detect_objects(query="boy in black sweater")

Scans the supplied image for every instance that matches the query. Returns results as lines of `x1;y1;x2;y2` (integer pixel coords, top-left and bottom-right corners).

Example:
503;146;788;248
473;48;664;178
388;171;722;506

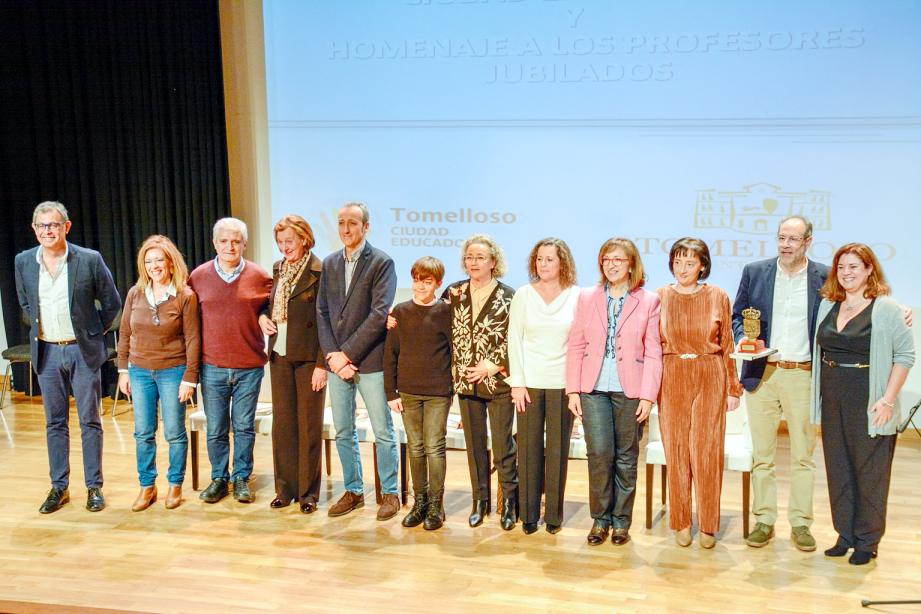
384;257;452;530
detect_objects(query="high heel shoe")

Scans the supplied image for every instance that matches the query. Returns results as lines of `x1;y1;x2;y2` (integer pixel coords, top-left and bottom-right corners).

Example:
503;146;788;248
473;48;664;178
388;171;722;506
165;484;182;509
131;485;157;512
848;551;877;565
500;493;519;531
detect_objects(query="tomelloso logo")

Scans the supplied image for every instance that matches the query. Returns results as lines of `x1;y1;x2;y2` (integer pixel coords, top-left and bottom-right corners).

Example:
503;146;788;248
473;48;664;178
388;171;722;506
694;183;831;235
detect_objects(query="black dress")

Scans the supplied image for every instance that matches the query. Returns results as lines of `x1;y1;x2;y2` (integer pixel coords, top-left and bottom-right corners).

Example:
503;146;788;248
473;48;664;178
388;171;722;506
817;300;895;553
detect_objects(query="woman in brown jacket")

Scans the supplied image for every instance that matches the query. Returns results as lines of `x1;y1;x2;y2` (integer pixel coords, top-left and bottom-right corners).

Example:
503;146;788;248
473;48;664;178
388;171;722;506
258;215;327;514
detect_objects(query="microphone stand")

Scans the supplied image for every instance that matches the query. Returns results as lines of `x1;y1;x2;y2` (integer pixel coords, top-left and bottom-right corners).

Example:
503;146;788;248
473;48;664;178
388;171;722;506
860;398;921;608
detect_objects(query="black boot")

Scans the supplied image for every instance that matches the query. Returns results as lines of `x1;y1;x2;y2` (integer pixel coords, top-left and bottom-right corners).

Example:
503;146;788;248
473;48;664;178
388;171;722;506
423;492;445;531
468;499;488;527
500;492;519;531
401;492;428;528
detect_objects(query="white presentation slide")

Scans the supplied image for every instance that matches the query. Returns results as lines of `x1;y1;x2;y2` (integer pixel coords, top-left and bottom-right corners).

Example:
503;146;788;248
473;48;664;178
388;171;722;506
263;0;921;302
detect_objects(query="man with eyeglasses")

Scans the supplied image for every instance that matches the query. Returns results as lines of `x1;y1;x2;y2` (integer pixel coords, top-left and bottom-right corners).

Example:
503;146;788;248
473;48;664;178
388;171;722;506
731;215;828;551
14;201;121;514
317;202;400;520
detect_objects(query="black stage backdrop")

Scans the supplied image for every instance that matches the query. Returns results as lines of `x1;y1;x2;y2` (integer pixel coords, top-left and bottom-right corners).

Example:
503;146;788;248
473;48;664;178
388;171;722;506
0;0;231;394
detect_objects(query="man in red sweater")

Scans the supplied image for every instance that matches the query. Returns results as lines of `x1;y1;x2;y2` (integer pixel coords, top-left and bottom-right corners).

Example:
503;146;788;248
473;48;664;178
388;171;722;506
189;217;272;504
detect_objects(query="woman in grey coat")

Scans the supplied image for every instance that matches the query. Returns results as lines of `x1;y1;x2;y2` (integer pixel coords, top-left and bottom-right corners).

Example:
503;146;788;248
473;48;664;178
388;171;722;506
811;243;914;565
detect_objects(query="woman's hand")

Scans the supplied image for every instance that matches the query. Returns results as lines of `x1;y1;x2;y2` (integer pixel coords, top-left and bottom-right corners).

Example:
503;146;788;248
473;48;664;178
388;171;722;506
511;387;530;413
178;383;195;402
726;396;740;412
258;314;277;336
386;312;398;330
388;398;404;413
635;399;653;423
465;361;490;384
567;393;582;418
311;367;327;391
871;398;894;427
117;373;131;397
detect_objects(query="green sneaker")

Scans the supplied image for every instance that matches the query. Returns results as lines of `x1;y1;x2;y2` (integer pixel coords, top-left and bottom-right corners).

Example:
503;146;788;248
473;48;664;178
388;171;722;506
791;526;817;552
745;522;774;548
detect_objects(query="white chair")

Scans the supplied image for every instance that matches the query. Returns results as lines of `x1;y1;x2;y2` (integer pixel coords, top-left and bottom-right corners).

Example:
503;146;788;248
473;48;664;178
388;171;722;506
188;402;273;490
644;399;753;537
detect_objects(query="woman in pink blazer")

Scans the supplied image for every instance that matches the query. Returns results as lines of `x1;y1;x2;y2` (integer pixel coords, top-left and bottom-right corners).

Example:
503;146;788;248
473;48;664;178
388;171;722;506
566;237;663;546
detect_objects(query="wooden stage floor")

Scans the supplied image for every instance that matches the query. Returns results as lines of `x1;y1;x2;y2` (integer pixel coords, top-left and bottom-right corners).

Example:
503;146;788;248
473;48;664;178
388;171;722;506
1;395;920;613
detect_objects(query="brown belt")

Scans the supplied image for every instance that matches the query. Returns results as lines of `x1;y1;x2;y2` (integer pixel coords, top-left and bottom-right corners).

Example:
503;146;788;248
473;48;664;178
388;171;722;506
770;360;811;371
40;338;77;346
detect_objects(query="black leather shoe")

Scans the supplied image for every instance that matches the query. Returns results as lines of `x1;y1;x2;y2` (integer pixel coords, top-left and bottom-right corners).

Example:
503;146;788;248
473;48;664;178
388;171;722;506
468;499;488;528
587;520;610;546
824;541;850;557
545;523;562;535
199;479;229;503
849;550;877;565
500;494;518;531
233;478;254;503
611;528;631;546
270;496;292;509
300;500;317;514
39;487;70;514
86;487;105;512
522;522;538;535
402;493;428;528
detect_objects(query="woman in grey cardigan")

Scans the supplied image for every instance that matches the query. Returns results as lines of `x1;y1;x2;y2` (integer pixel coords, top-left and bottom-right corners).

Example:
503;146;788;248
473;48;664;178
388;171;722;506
811;243;914;565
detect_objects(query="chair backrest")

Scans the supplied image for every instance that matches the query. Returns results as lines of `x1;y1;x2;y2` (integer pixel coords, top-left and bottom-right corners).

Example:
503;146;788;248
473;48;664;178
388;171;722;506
648;404;662;443
725;394;748;435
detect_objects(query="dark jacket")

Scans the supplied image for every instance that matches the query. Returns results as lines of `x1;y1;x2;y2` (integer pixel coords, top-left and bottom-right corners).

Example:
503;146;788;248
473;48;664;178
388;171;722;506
316;241;396;373
15;242;122;371
731;257;829;391
267;252;325;366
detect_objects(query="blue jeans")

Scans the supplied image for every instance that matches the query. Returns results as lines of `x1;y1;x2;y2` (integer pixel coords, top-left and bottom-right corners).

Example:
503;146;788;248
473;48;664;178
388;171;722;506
36;342;103;489
327;370;399;495
582;391;643;529
129;364;188;487
200;364;264;482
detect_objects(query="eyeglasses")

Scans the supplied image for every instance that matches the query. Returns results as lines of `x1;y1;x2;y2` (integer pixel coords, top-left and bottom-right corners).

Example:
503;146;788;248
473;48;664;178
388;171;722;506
776;235;806;245
601;258;629;266
464;255;490;264
150;304;160;326
33;222;65;232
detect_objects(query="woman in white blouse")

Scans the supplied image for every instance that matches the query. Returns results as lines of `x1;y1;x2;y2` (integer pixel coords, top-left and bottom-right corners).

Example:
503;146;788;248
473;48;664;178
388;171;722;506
508;238;580;534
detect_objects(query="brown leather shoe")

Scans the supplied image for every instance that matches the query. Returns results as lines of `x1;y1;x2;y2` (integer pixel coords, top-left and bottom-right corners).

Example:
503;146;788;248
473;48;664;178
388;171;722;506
611;528;631;546
377;494;401;521
131;486;157;512
587;520;610;546
165;484;182;509
328;491;365;517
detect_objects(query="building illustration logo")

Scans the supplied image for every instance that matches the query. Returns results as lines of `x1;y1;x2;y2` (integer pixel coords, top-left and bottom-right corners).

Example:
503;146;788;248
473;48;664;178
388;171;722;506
694;183;831;234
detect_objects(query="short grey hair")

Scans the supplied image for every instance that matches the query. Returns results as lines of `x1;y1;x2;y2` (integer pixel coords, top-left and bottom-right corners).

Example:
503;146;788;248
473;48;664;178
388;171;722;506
341;202;370;224
32;201;70;224
778;215;813;239
212;217;248;242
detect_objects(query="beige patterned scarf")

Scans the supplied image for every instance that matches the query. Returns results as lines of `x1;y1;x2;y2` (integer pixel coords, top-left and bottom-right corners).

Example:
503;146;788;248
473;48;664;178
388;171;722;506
271;254;309;323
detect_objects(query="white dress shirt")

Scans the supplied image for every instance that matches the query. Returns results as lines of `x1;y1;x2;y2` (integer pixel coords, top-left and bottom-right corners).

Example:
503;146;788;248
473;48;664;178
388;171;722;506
36;246;76;342
768;259;811;362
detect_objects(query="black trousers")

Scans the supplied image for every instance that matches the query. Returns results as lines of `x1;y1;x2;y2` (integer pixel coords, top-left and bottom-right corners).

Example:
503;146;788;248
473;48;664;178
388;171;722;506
518;388;574;526
270;353;325;504
821;364;896;553
458;393;518;501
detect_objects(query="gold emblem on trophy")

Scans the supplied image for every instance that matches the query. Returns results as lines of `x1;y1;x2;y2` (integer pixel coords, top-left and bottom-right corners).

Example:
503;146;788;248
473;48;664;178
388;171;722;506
739;307;766;353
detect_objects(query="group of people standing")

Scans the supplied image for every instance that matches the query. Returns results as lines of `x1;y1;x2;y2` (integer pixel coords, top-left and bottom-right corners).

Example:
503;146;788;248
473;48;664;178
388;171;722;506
13;200;914;567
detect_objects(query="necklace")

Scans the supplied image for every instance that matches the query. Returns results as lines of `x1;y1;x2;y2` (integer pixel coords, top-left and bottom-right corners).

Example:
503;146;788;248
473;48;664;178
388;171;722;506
843;299;869;312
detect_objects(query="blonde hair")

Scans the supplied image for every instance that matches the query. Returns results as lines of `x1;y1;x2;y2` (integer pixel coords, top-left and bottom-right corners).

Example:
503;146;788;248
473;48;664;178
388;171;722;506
135;235;189;292
461;233;507;278
273;214;316;251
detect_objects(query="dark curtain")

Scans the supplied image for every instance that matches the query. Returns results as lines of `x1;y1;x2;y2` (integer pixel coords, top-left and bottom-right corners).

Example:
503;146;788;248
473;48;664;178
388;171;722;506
0;0;231;395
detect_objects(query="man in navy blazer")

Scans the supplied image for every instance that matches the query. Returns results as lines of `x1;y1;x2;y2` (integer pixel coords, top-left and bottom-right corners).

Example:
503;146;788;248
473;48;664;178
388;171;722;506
731;215;828;551
317;202;400;520
14;201;121;514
